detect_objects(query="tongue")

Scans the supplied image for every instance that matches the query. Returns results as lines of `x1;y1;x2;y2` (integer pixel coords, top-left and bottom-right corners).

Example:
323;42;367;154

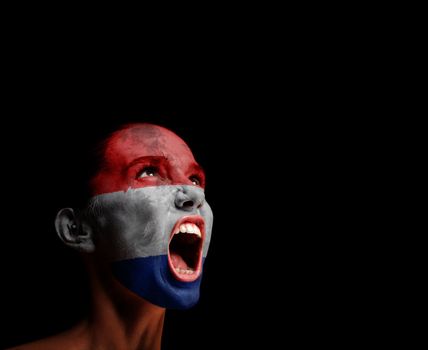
170;253;189;270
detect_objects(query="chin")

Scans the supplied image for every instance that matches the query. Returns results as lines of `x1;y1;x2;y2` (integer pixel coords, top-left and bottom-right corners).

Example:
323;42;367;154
111;255;205;309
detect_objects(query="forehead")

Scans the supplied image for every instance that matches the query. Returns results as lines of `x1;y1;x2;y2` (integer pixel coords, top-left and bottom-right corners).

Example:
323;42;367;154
104;124;196;166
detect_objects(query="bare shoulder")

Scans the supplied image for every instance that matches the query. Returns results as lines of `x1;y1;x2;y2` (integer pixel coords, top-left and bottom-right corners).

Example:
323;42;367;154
7;322;90;350
7;335;65;350
7;335;87;350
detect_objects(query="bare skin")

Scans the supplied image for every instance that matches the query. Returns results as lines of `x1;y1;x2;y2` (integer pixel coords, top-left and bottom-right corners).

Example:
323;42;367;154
9;256;165;350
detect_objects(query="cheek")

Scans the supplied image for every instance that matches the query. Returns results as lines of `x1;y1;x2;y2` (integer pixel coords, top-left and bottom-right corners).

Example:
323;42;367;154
200;202;214;255
89;188;175;260
91;204;142;259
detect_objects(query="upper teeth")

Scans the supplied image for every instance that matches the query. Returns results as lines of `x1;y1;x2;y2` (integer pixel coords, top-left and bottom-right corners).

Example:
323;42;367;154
176;223;201;237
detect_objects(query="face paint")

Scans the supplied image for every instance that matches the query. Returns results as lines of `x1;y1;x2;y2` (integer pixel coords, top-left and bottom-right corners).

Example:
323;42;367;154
87;124;213;309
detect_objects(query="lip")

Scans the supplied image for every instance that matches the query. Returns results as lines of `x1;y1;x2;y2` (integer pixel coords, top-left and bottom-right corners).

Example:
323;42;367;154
167;215;205;282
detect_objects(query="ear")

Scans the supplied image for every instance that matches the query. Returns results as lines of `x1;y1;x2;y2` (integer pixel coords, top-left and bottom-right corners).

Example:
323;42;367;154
55;208;95;253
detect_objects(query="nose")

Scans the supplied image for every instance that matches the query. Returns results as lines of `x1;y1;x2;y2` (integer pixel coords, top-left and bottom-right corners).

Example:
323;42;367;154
175;186;205;211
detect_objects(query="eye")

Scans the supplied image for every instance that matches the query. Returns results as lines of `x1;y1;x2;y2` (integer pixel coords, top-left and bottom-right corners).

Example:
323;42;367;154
189;175;201;186
137;166;158;178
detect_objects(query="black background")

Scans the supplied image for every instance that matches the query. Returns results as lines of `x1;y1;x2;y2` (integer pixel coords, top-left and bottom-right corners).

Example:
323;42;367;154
0;10;410;347
0;77;373;348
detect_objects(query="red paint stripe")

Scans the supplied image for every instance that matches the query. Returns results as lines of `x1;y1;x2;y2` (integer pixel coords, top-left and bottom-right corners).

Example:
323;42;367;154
90;123;205;196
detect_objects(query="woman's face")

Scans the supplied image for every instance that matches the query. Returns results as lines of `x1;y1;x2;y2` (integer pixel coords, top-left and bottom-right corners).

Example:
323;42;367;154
87;124;213;309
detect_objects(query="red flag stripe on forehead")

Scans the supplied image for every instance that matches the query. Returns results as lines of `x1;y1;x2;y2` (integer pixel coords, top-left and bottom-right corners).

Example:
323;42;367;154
90;124;206;196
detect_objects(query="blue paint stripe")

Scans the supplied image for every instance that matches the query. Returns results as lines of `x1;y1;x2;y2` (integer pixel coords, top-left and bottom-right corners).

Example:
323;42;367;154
111;255;205;309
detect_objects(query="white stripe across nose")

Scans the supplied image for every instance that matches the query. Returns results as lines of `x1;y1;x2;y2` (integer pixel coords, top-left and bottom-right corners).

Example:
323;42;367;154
87;185;213;262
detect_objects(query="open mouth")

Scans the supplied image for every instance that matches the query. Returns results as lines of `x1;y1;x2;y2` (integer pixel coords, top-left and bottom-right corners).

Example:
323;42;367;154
168;216;205;282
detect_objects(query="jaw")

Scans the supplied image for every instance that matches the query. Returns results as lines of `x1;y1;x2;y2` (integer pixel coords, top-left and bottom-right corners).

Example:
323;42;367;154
167;215;205;282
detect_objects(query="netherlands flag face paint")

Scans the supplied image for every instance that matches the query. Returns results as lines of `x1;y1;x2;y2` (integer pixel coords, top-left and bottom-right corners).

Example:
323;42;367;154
86;124;213;309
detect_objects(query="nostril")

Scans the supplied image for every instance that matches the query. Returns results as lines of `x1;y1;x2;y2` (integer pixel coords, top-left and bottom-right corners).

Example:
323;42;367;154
183;200;194;208
175;188;205;211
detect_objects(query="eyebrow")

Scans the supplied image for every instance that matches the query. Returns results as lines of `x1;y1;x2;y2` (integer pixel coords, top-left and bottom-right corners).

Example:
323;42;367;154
187;163;206;177
126;156;168;170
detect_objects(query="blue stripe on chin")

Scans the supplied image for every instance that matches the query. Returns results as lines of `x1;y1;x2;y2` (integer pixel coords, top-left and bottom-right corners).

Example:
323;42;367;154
111;255;205;309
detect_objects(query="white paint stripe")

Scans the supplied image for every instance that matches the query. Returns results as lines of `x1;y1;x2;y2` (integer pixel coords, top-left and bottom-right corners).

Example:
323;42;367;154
87;185;213;261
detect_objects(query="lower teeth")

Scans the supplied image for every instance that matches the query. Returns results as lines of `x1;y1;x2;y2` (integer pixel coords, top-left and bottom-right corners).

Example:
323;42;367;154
175;267;195;274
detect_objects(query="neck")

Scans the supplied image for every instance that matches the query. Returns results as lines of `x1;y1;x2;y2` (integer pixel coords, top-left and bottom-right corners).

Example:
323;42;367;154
85;258;166;350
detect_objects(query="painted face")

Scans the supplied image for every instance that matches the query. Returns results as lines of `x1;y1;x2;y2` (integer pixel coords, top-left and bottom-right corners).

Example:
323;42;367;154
87;124;213;309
